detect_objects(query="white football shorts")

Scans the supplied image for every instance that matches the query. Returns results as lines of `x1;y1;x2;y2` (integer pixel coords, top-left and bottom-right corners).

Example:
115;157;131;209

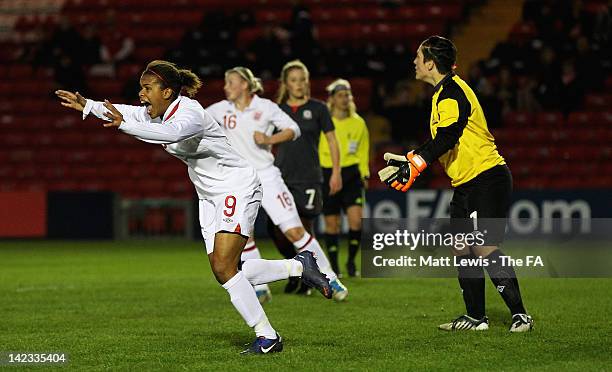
199;184;262;254
258;165;302;232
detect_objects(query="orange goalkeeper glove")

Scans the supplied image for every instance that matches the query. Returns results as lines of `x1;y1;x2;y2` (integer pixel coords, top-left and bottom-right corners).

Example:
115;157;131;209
378;151;427;192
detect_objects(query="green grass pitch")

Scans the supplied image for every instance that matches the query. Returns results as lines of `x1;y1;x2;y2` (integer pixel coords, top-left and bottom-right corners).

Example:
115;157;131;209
1;240;611;371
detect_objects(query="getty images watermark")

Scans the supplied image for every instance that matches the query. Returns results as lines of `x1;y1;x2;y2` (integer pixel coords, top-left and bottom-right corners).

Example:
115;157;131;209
371;229;543;269
361;218;612;278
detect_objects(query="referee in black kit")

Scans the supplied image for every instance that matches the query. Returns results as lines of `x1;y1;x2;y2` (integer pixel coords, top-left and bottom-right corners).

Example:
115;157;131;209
379;36;533;332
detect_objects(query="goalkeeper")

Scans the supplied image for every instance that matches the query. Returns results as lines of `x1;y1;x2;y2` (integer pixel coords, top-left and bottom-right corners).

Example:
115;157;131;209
379;36;533;332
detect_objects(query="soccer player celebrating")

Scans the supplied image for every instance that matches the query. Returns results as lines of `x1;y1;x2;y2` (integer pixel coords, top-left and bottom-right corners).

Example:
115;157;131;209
206;66;348;302
273;60;344;294
379;36;533;332
55;60;333;354
320;79;370;277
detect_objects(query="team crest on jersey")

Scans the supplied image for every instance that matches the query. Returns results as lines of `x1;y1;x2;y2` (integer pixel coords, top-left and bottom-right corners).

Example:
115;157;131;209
303;110;312;119
253;111;262;121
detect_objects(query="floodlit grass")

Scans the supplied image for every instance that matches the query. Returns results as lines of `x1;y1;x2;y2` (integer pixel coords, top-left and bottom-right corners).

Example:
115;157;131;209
1;240;611;370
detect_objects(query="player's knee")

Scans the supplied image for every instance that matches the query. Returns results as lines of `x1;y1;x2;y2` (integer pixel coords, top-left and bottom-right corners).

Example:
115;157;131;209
211;259;237;284
325;217;341;234
284;226;304;242
348;218;362;231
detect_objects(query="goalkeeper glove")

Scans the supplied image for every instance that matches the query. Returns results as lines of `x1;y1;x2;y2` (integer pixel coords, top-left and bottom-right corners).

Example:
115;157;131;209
378;151;427;192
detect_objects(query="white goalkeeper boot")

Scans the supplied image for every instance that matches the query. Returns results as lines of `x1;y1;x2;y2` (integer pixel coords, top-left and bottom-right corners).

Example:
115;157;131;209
439;315;489;331
509;314;533;332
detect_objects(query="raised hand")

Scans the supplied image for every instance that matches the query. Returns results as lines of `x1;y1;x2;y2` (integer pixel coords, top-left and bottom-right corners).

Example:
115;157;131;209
55;90;87;112
102;100;124;128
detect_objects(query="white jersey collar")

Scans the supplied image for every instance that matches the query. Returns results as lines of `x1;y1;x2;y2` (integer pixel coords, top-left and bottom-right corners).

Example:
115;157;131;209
229;94;260;112
162;95;182;122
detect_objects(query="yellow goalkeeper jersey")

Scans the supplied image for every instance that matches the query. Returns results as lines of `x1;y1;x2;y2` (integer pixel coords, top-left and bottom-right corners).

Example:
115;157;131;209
319;112;370;179
415;73;505;187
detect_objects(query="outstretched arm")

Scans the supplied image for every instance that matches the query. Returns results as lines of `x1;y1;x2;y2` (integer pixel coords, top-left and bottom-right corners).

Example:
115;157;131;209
56;90;148;122
101;101;203;144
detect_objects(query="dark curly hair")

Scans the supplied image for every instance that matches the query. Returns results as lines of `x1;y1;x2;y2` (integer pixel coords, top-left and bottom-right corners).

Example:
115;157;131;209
142;60;202;98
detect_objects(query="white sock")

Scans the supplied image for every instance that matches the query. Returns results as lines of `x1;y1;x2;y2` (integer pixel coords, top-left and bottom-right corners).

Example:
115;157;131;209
241;241;261;262
243;259;302;285
293;232;338;281
253;283;269;293
241;242;271;292
222;271;276;339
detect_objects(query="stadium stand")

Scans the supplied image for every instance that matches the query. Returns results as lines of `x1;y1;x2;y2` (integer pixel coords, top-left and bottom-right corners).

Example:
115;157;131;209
1;0;610;203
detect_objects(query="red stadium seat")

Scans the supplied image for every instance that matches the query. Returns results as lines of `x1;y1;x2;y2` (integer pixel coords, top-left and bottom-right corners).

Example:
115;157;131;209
89;80;124;97
48;181;79;191
169;208;187;233
514;176;550;189
133;46;166;61
155;162;188;178
504;111;534;127
97;164;130;179
117;63;143;79
236;27;263;48
129;164;158;179
423;4;462;20
168;179;193;199
509;21;538;42
78;181;110;191
255;9;291;24
584;93;612;111
123;149;152;163
316;25;352;44
567;111;593;126
357;7;392;22
143;208;167;234
591;111;612;126
137;179;167;198
535;111;564;126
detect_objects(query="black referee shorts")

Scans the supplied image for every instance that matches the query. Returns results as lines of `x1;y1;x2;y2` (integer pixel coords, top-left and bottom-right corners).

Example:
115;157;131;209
322;164;365;216
450;164;512;246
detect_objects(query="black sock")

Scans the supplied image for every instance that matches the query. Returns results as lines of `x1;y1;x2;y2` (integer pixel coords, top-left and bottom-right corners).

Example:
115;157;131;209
347;229;361;263
485;250;527;315
457;253;486;319
325;233;339;273
267;219;295;259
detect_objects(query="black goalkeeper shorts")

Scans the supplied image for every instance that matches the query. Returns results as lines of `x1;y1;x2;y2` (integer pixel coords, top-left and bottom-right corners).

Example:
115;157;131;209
322;164;365;216
450;164;512;246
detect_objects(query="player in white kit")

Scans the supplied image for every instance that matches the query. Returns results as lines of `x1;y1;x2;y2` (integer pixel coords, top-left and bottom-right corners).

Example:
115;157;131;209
55;60;333;354
206;67;348;302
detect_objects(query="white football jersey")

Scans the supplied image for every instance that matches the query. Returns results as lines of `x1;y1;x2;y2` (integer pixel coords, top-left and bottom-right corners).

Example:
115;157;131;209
82;95;259;199
206;95;301;170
